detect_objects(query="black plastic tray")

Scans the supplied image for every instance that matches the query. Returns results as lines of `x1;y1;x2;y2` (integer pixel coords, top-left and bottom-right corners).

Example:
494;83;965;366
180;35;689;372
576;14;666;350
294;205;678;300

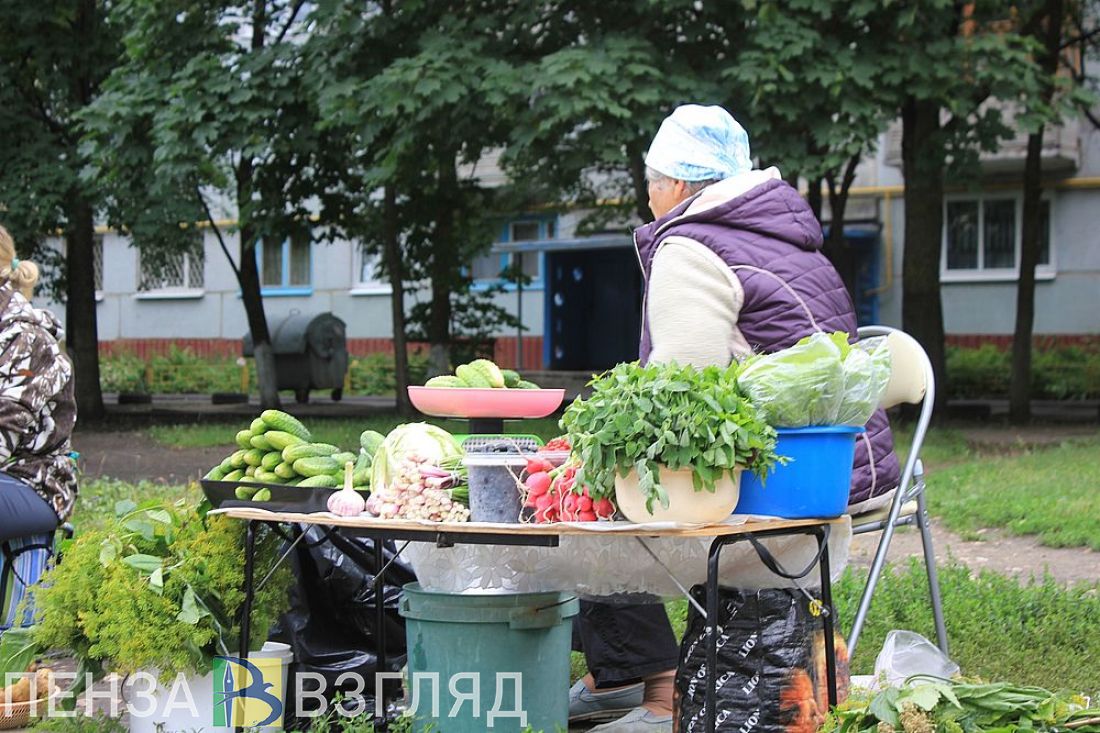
200;479;338;513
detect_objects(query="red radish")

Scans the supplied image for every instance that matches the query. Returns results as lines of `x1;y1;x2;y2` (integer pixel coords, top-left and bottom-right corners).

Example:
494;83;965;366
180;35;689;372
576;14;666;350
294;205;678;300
525;472;552;496
526;457;554;475
563;494;578;514
594;498;615;518
577;495;593;512
535;494;554;511
578;510;597;522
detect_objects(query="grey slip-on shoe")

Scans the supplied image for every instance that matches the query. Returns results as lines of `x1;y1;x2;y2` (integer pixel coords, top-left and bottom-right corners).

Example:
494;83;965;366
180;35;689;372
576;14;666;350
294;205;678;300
568;679;646;723
585;706;673;732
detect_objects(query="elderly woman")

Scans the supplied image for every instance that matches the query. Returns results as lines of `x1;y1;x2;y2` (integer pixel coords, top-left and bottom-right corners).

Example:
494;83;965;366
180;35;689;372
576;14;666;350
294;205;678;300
0;225;77;585
571;106;899;732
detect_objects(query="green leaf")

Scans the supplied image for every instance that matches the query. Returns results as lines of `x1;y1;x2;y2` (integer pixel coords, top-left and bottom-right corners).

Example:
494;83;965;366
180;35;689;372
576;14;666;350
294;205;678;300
868;688;900;727
0;627;39;678
177;586;210;625
122;554;163;575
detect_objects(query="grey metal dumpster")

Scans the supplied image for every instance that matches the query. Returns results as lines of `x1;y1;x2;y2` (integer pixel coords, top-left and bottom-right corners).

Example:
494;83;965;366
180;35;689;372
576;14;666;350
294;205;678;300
243;312;348;403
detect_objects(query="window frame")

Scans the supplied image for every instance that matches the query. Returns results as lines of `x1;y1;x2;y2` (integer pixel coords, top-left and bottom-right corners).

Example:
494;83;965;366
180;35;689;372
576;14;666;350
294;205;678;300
470;216;556;292
133;232;206;300
257;234;314;297
350;245;393;296
940;193;1057;283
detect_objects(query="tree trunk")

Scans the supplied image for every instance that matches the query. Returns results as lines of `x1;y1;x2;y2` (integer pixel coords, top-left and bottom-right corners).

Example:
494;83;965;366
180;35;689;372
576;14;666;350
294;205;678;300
807;177;823;223
1011;0;1064;424
64;196;105;420
383;185;413;416
824;157;861;304
237;152;279;408
427;148;458;377
900;97;948;415
627;140;654;224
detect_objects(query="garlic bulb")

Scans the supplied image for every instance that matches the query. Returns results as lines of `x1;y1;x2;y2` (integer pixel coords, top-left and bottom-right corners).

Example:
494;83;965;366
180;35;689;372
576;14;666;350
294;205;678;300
327;461;366;517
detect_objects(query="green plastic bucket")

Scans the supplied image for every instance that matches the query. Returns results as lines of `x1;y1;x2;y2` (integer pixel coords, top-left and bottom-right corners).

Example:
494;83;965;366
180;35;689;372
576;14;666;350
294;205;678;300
399;583;579;732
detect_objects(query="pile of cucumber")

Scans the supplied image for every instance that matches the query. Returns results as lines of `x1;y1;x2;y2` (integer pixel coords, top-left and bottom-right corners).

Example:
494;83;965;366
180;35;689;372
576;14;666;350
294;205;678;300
203;409;385;501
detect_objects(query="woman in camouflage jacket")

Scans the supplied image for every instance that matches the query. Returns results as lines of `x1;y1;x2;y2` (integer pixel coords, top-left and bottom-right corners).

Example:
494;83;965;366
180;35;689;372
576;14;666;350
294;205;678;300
0;226;77;542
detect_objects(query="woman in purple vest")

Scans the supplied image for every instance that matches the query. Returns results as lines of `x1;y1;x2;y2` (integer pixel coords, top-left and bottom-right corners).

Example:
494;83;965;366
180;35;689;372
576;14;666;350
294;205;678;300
570;106;900;732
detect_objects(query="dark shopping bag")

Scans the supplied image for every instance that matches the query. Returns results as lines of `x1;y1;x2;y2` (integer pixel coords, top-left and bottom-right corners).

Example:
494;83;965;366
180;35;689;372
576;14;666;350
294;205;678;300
271;525;417;728
674;585;850;733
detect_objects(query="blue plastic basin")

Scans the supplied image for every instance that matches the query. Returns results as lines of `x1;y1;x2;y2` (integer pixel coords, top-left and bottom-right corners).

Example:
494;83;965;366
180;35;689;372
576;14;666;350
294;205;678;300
735;425;865;518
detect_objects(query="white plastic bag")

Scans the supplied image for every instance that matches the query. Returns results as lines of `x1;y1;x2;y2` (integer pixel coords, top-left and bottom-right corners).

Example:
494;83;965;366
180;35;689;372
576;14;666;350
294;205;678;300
873;630;959;687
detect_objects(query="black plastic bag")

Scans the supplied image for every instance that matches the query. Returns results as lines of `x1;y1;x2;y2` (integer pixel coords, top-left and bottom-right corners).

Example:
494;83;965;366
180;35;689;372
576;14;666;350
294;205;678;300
271;525;417;726
675;586;850;733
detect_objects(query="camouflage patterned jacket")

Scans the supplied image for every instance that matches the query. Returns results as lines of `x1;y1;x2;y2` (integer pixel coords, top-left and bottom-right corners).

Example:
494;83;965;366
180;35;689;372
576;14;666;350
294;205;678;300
0;282;77;520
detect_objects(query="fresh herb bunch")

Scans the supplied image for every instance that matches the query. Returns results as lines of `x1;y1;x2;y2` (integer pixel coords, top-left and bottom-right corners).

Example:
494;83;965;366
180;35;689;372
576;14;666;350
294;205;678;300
562;361;779;510
824;676;1100;733
34;499;291;682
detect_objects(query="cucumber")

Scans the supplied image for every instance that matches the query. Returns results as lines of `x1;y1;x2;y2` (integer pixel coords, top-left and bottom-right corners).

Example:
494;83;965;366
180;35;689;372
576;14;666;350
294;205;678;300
265;430;304;451
228;449;249;469
250;417;268;435
245;466;257;477
204;466;227;481
455;364;491;388
261;410;311;441
219;454;238;472
425;375;466;388
274;462;297;480
252;488;272;502
235;486;259;500
360;430;385;456
331;452;357;467
250;434;274;451
223;469;245;482
352;467;371;487
516;380;540;389
261;451;282;471
501;369;521;388
235;430;255;449
354;449;372;472
298;474;339;488
243;448;266;467
255;470;283;484
469;359;506;388
294;456;341;478
282;443;340;463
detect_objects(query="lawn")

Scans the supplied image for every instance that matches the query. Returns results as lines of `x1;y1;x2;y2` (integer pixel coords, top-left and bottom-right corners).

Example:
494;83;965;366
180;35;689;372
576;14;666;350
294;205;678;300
927;438;1100;550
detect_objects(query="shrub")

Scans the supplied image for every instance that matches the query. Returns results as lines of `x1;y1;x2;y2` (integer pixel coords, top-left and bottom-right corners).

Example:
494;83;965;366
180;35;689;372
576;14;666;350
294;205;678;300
98;350;147;394
347;352;429;395
946;344;1100;399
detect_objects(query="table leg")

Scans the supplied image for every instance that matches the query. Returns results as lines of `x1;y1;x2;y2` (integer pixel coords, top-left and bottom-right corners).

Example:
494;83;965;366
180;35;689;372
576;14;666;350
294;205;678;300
705;537;723;733
815;527;838;708
236;520;257;733
374;535;389;732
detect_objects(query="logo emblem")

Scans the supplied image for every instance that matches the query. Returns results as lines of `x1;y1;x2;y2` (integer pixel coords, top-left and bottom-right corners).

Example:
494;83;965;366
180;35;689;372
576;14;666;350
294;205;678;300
212;656;284;728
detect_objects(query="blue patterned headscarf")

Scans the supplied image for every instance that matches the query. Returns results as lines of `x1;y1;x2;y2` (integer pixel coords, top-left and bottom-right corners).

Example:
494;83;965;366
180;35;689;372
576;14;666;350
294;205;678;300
644;105;752;182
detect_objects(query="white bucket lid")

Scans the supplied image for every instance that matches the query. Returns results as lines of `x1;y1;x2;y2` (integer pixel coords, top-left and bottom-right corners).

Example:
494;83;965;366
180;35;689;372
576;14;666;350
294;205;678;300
463;454;528;467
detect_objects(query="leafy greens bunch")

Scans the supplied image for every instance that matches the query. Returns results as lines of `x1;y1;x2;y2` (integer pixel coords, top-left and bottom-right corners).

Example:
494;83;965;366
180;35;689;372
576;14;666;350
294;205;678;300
33;499;291;682
562;361;779;511
825;676;1100;733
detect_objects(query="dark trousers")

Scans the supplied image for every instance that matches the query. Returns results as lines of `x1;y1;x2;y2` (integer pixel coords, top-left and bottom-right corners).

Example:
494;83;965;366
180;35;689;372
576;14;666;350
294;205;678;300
572;600;680;688
0;471;58;543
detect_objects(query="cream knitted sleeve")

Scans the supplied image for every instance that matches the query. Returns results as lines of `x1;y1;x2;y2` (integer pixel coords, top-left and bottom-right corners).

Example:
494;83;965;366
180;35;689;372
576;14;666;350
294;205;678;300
646;237;752;367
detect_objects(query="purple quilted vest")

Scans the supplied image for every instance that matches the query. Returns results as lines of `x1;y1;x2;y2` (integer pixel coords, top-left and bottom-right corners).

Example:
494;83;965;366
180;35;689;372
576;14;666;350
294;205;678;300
634;178;900;510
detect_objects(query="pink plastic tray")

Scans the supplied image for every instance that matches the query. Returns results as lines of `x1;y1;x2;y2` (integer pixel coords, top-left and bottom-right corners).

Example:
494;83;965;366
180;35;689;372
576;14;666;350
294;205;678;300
408;386;566;419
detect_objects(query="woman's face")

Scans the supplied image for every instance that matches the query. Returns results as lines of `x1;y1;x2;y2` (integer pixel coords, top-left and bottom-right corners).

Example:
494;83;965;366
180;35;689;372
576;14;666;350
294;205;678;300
647;176;689;219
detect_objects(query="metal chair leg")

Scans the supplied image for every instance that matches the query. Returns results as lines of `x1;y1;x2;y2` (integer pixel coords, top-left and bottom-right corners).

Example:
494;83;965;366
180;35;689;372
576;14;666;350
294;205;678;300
847;510;900;657
916;492;949;655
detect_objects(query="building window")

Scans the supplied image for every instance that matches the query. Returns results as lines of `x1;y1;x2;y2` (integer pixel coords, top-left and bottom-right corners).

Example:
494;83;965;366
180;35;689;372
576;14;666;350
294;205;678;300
942;196;1053;279
137;233;205;293
351;245;392;294
260;232;312;292
470;217;555;287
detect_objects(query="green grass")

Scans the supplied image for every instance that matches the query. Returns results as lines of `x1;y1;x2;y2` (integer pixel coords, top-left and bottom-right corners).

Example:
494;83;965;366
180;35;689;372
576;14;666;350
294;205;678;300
147;416;566;450
572;561;1100;695
927;439;1100;549
72;477;198;534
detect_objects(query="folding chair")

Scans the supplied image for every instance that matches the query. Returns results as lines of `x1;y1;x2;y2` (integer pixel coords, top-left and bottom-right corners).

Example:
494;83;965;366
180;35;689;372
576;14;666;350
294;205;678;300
0;522;74;634
847;325;948;657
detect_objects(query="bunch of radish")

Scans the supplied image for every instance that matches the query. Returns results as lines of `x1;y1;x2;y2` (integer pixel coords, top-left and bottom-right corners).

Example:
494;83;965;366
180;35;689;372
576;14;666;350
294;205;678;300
365;454;470;522
522;456;615;523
